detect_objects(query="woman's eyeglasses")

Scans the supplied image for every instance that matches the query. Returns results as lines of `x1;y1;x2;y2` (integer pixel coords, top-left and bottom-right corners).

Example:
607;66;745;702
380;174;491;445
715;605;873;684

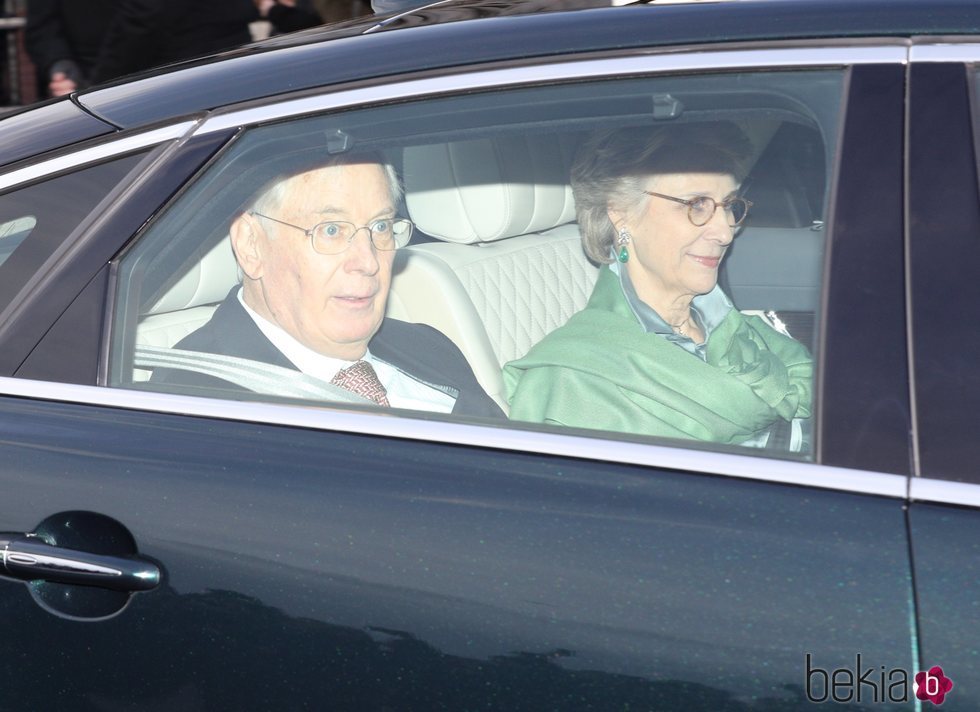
645;191;752;227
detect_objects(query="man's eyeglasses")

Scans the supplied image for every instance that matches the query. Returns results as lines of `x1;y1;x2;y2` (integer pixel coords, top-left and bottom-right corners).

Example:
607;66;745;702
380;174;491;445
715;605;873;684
250;211;414;255
644;191;752;227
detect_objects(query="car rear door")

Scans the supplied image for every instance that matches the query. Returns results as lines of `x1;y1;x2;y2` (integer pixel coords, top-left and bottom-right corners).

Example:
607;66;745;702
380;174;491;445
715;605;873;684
0;43;918;711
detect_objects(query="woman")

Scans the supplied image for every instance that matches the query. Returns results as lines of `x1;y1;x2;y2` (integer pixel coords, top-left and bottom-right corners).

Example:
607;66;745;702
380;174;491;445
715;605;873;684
503;123;812;449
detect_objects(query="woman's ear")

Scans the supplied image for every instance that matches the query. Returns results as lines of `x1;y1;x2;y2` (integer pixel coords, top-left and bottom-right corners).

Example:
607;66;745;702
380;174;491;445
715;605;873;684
230;212;264;280
607;205;627;233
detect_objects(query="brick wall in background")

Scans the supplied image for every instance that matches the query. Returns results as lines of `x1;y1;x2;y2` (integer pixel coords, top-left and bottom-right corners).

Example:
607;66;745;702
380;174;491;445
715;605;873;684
15;16;37;105
2;0;35;106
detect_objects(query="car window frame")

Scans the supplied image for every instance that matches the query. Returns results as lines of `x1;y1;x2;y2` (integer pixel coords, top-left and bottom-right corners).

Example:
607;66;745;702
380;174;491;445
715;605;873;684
0;126;237;381
136;44;902;459
0;41;915;496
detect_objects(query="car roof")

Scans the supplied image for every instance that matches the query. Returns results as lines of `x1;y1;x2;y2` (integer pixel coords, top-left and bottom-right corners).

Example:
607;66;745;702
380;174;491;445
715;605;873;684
51;0;980;131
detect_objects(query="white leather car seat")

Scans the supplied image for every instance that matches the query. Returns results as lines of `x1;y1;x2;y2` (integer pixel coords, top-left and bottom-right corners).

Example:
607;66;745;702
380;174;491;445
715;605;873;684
387;135;599;410
133;237;239;381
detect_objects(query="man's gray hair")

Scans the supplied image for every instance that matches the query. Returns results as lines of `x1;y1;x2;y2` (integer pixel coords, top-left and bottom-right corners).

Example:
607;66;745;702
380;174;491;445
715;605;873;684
250;152;403;216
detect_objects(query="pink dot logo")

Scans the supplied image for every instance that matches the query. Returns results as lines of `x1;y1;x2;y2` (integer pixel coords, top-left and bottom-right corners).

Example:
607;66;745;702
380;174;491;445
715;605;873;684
915;665;954;705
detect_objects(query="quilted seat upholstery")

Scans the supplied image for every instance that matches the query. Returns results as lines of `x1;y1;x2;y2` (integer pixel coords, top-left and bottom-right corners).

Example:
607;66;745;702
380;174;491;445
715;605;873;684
389;135;598;410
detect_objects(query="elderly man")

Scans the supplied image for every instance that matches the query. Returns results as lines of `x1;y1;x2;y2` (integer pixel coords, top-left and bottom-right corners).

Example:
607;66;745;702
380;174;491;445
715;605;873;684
151;152;502;418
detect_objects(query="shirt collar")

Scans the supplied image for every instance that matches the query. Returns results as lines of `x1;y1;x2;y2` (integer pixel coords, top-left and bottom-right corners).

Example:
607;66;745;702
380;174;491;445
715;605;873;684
237;288;368;379
608;258;733;345
235;288;456;412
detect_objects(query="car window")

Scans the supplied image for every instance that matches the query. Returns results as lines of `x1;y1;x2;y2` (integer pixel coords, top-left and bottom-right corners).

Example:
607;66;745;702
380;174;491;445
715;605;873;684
0;152;148;315
0;217;37;267
108;68;845;459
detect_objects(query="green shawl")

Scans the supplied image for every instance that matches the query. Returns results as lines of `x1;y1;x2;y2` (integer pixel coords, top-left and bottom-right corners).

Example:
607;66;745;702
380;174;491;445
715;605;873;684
502;266;813;445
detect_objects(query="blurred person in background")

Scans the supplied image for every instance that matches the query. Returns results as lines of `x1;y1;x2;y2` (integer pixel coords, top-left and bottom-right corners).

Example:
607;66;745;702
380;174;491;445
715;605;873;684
26;0;117;97
255;0;376;32
255;0;321;33
90;0;259;85
370;0;431;12
28;0;260;97
318;1;371;22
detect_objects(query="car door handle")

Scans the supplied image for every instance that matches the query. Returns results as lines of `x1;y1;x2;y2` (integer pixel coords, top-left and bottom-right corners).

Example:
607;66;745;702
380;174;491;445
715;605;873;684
0;534;160;592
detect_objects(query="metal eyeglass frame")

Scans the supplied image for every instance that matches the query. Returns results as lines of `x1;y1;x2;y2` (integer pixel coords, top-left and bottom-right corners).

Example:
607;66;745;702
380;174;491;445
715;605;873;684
249;211;414;254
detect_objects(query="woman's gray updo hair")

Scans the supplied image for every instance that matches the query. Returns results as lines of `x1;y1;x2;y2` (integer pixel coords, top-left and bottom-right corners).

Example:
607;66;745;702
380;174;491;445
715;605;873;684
570;122;753;264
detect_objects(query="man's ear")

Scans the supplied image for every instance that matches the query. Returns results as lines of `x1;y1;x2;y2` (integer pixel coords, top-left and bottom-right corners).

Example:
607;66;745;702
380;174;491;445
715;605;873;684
230;213;264;280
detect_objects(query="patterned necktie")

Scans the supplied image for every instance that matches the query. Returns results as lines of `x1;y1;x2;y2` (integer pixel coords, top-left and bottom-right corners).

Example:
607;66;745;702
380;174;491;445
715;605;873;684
330;360;390;407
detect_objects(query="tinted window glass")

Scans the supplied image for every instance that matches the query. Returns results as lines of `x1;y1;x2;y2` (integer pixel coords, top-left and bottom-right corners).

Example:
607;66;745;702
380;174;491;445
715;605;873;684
906;64;980;482
0;152;148;315
109;69;844;459
0;217;37;267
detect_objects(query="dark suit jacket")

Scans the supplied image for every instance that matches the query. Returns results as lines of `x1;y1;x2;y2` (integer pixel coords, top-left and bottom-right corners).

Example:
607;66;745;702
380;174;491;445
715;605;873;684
25;0;117;86
151;291;504;419
91;0;258;84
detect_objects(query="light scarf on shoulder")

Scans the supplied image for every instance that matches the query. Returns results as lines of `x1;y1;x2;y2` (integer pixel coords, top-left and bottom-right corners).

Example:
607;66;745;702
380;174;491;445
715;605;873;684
503;268;812;444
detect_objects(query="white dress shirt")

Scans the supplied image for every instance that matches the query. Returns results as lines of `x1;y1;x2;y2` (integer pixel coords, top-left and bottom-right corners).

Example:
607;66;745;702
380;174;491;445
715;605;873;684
238;290;456;413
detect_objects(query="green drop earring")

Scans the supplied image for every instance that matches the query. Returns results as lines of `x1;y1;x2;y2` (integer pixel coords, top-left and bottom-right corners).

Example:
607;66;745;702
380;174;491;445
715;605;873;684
616;227;631;263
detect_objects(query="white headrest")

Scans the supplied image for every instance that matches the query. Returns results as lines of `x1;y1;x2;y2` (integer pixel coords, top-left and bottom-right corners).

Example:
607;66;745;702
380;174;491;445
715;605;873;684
404;135;578;244
149;236;239;313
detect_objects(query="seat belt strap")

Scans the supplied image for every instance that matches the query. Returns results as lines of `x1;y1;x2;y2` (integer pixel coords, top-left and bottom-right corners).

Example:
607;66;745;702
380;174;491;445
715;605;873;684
134;344;374;404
